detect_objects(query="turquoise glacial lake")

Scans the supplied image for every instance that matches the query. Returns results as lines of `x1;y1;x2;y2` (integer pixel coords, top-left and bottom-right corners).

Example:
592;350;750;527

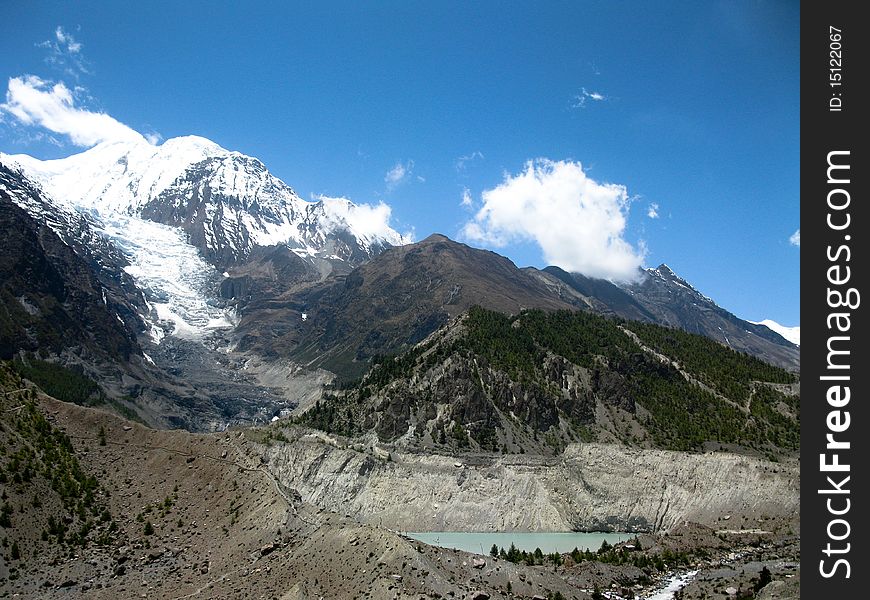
405;531;633;556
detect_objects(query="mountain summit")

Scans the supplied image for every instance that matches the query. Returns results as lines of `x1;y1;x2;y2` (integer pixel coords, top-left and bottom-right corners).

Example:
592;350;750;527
2;136;409;269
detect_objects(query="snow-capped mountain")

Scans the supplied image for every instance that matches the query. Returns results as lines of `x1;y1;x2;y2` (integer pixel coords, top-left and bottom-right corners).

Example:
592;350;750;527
2;135;410;342
751;319;800;346
1;156;799;429
1;135;409;268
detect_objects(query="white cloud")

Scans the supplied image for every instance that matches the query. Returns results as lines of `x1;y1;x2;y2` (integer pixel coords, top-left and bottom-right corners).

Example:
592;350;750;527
317;195;413;245
54;26;82;53
461;159;645;282
385;160;414;190
36;26;90;78
1;75;147;147
385;162;405;183
455;150;484;172
789;229;800;247
572;87;608;109
460;187;474;208
647;202;660;219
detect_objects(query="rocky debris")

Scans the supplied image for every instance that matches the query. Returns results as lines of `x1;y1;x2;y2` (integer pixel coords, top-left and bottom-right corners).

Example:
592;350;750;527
0;388;800;600
0;393;583;599
260;542;278;556
147;549;164;562
263;434;798;533
757;577;801;600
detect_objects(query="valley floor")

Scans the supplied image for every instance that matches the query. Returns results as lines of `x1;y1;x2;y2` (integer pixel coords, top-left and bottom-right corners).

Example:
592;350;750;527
0;394;799;599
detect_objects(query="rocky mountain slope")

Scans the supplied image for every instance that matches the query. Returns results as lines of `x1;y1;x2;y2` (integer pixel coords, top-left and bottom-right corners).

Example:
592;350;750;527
261;429;799;534
231;234;578;378
299;306;799;456
0;164;145;362
229;234;798;383
543;265;800;370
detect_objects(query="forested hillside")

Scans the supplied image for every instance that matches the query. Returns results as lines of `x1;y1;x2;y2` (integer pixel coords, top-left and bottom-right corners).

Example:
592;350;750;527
299;307;799;455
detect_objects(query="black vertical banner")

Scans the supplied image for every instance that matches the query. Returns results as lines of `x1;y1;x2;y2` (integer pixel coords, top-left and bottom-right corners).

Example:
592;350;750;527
802;2;868;597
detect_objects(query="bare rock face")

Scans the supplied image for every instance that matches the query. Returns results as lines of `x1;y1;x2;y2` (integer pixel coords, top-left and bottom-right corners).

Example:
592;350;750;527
545;264;800;370
262;435;799;533
0;164;145;362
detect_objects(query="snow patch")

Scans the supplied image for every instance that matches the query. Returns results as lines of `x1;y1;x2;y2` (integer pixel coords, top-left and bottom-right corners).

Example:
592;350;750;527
644;570;699;600
750;319;800;346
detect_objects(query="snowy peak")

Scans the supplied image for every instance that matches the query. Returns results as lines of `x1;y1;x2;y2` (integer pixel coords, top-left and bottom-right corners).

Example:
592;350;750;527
642;263;715;304
655;263;675;276
649;263;688;286
2;135;408;267
751;319;800;346
1;135;228;214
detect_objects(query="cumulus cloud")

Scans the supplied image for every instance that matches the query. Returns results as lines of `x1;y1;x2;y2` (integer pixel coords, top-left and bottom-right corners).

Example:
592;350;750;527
789;229;800;247
385;160;414;190
647;202;660;219
461;159;646;282
36;26;90;78
1;75;146;147
318;195;413;246
572;87;608;109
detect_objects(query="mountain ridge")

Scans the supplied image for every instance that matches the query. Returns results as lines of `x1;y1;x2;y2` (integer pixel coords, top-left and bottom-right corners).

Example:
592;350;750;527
228;234;799;378
2;138;798;434
300;305;800;456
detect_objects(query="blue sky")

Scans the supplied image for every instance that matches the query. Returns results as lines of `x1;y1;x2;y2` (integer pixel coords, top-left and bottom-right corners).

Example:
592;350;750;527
0;1;799;325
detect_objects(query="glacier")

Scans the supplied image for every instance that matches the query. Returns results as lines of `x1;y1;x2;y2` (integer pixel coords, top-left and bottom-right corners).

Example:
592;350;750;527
2;134;409;344
99;214;235;342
